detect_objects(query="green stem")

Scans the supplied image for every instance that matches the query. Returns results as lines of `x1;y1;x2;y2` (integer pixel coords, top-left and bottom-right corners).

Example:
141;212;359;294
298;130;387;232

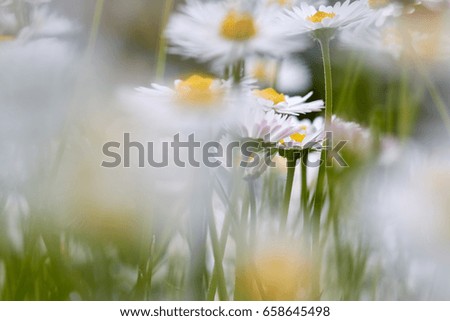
232;59;245;85
346;58;364;117
207;214;229;301
336;52;360;114
300;150;310;234
280;156;297;231
233;187;250;300
86;0;105;58
398;65;411;140
419;68;450;136
206;208;232;299
309;32;334;300
248;180;257;249
271;58;282;89
155;0;174;80
319;37;333;128
385;80;396;134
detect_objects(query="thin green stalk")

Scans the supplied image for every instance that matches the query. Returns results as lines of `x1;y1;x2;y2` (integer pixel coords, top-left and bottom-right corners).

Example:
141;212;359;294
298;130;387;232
232;60;245;84
233;187;250;300
404;28;450;136
398;64;411;140
271;58;282;89
319;37;333;128
336;52;360;114
300;150;310;234
346;58;364;118
185;174;210;300
156;0;175;80
86;0;105;58
385;80;396;134
207;214;229;301
206;209;232;300
309;32;334;300
280;156;297;231
419;68;450;135
311;150;326;241
133;228;154;300
206;177;237;301
248;180;257;248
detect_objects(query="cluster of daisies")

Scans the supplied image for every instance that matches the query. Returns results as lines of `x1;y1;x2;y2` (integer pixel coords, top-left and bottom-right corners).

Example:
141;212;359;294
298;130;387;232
135;0;450;174
133;0;382;175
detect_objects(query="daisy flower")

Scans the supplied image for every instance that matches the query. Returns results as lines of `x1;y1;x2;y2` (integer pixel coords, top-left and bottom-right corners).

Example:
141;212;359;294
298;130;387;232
229;108;302;144
221;108;303;179
283;0;373;35
132;74;242;137
253;87;324;116
165;0;309;66
278;117;324;150
136;74;233;110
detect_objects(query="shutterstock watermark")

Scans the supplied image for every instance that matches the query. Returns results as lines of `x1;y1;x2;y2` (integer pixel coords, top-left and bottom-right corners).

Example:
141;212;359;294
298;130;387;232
101;133;348;169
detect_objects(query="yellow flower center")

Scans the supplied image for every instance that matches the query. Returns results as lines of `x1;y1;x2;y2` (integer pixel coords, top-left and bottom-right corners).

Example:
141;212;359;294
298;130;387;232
253;62;268;82
307;11;336;23
253;88;286;105
290;132;306;143
0;35;15;42
220;11;257;41
251;60;277;84
280;125;308;145
175;75;220;106
235;247;312;300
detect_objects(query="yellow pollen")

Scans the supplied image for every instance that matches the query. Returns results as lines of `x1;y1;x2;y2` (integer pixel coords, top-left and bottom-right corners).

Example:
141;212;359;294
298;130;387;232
254;88;286;105
290;132;306;143
307;11;336;23
220;11;257;41
0;35;15;42
175;75;220;106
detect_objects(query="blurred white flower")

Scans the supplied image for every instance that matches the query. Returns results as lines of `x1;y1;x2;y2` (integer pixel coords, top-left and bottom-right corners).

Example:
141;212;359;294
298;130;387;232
137;74;233;110
364;0;404;26
18;8;74;40
131;74;244;139
357;144;450;298
245;56;312;94
341;5;450;66
276;57;312;94
166;0;309;65
283;0;373;35
329;116;372;153
0;38;77;190
253;87;324;116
